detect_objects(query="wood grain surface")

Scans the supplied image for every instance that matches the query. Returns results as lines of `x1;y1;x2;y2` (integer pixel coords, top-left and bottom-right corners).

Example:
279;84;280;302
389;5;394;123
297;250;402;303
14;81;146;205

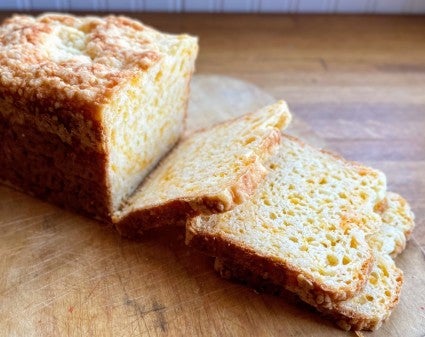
0;13;424;336
1;74;424;336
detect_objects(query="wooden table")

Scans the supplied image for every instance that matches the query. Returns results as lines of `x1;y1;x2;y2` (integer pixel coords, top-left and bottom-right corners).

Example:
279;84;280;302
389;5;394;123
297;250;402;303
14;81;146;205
1;13;424;336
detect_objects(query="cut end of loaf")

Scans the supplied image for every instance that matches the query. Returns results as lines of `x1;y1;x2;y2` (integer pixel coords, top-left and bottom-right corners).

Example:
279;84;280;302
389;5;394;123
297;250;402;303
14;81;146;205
105;33;198;213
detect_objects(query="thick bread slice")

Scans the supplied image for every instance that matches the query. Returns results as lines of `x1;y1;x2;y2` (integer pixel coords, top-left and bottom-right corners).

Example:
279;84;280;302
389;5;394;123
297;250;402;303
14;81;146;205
187;134;387;303
329;254;402;331
214;254;402;331
325;192;414;330
113;101;292;237
213;192;415;331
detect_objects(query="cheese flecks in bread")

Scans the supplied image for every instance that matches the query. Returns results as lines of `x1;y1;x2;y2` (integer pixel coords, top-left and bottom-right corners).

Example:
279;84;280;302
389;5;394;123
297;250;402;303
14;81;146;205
213;192;414;331
114;101;292;237
330;254;402;331
187;134;387;304
0;14;198;219
330;192;414;330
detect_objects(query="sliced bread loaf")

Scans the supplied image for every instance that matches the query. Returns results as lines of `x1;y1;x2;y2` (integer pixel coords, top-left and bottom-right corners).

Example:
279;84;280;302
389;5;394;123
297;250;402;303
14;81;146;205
0;14;198;220
213;192;414;331
113;101;292;237
187;134;387;303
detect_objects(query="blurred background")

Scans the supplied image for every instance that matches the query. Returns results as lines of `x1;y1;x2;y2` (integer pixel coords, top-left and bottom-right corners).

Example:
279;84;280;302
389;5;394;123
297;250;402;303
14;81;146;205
1;0;425;13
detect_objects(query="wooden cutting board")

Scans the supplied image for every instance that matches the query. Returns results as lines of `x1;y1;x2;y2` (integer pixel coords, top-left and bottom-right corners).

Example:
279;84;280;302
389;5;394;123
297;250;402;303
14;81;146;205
0;75;424;337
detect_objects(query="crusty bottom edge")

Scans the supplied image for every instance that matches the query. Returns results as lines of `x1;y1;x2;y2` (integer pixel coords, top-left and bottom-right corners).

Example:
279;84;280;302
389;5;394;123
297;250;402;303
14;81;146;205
213;257;402;331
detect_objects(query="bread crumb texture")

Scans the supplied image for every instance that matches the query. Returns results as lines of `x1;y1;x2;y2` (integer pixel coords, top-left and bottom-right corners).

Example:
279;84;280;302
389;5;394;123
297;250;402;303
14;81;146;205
117;101;292;219
0;13;198;218
332;192;414;330
369;192;415;258
333;253;403;331
189;134;387;299
212;191;414;331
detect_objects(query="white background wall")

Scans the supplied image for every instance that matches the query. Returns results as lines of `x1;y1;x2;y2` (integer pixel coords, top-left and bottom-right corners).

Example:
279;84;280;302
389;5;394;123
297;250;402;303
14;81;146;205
1;0;425;13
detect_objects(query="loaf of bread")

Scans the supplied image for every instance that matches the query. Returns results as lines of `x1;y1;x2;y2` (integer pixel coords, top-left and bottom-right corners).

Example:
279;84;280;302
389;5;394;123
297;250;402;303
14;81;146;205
0;14;198;220
214;192;414;331
187;134;387;303
114;101;292;237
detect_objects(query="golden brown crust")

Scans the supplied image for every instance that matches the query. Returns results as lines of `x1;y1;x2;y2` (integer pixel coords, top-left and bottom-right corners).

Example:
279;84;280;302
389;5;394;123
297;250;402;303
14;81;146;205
186;225;373;304
0;14;162;114
0;13;196;221
114;129;281;237
181;102;290;140
214;257;403;331
331;268;403;331
0;118;111;218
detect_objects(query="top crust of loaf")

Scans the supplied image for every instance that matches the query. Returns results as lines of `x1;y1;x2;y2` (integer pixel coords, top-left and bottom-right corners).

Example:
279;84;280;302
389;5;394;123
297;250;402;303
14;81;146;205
0;14;195;112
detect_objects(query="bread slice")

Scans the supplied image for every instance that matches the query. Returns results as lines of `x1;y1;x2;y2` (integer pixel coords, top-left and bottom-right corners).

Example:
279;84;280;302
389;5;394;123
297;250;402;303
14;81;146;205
213;192;414;331
320;192;413;330
187;134;387;303
214;253;402;331
370;192;415;258
328;253;402;331
0;14;198;220
113;101;292;237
